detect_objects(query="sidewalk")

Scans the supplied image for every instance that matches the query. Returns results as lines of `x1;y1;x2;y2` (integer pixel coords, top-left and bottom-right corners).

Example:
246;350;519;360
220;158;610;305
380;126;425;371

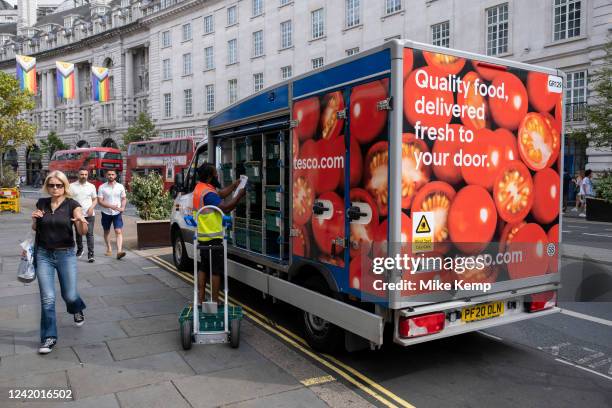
0;210;373;407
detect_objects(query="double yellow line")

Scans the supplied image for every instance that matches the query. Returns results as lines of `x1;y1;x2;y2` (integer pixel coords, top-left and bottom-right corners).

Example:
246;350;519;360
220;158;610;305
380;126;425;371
148;255;415;408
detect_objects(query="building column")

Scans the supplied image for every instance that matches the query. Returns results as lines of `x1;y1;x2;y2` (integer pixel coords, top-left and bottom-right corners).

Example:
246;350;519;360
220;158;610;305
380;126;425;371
47;69;55;109
41;71;47;110
124;49;134;122
73;65;80;130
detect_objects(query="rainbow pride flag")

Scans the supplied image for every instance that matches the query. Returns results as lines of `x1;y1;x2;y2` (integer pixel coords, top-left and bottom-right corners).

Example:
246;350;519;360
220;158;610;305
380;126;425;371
91;66;110;102
16;55;37;94
56;61;75;99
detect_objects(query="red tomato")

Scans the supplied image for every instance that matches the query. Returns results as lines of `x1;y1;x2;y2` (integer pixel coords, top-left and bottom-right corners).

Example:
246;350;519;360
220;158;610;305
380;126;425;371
403;48;414;81
554;98;563;132
349;188;379;259
411;181;456;254
457;71;489;131
518;113;557;171
320;91;345;140
341;138;363;190
489;72;528;130
350;79;389;144
547;224;559;273
493;160;534;223
293;97;320;141
506;223;549;279
531;168;560;224
297;138;343;194
473;61;507;81
432;124;464;185
541;112;561;168
527;72;558;113
448;185;497;254
292;175;314;226
312;192;344;255
374;213;412;258
363;134;430;215
499;221;526;254
292;224;311;257
404;66;454;129
461;128;517;190
423;51;466;75
349;257;385;298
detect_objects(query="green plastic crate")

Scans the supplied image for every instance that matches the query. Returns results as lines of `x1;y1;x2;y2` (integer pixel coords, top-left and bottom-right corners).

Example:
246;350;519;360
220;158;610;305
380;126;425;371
265;210;282;232
236;144;248;162
265;186;282;209
245;162;262;183
233;227;247;248
248;229;263;253
178;304;243;332
265;160;281;185
220;164;233;184
266;141;280;160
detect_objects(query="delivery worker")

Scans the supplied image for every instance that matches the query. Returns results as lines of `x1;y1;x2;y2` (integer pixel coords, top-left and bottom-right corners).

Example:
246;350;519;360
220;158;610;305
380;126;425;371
193;163;246;305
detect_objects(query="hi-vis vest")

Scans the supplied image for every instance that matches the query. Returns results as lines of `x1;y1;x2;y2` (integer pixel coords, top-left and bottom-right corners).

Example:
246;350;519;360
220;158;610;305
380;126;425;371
192;182;223;242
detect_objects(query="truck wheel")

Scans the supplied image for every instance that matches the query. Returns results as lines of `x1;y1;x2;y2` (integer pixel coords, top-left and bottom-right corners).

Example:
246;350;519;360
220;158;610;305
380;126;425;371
302;276;344;353
173;230;192;271
229;319;240;348
181;319;193;350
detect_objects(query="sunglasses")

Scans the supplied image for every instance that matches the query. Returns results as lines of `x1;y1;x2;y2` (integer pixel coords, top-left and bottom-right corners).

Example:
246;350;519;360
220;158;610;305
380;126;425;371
47;183;65;189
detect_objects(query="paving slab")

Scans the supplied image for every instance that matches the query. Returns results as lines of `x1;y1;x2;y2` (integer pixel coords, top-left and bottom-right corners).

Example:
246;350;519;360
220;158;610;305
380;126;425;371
116;381;191;408
0;335;15;356
3;394;120;408
124;298;187;318
143;269;190;289
0;370;69;399
101;288;184;307
119;313;178;337
121;274;159;285
223;387;329;408
178;341;266;375
57;306;132;326
0;347;81;381
71;342;115;364
173;360;302;408
67;351;194;400
80;282;169;298
0;306;18;321
106;330;181;361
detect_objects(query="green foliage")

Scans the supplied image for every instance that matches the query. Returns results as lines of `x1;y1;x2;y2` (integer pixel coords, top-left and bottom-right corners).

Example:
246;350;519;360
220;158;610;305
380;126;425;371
568;40;612;148
128;172;173;220
595;172;612;204
0;71;36;157
122;112;158;150
0;164;18;188
40;132;68;159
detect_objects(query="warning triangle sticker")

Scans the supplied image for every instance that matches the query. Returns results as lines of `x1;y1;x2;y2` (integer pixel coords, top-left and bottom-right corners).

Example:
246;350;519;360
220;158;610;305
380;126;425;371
416;215;431;234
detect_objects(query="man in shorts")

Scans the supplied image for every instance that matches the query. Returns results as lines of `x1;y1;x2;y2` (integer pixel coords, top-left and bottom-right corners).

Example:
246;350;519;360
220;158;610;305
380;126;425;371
97;170;127;259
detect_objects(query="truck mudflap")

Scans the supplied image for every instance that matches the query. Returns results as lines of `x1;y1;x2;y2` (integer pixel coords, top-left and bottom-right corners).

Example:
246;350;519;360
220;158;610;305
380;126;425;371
227;260;384;345
393;283;560;346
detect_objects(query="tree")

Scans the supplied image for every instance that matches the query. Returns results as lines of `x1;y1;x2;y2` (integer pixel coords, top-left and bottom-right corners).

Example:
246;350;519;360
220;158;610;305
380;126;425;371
122;112;158;149
127;172;173;220
0;71;36;179
568;40;612;148
40;131;68;159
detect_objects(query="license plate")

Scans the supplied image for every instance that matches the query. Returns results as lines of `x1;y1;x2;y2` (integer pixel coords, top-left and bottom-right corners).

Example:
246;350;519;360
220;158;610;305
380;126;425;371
461;301;504;322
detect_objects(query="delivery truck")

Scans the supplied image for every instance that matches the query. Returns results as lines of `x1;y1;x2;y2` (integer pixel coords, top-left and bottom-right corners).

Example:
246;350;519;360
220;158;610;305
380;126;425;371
170;39;564;352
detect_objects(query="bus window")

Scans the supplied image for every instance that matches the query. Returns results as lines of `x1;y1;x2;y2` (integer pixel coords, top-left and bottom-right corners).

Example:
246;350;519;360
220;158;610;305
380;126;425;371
101;151;121;160
160;142;171;154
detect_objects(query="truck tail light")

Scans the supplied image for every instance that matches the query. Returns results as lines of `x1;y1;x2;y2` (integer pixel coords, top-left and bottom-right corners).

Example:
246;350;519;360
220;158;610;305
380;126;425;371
526;291;557;313
399;312;445;338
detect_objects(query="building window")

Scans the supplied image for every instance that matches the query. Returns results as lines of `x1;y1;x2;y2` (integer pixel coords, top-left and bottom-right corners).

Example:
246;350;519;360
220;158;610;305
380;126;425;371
204;46;214;70
385;0;401;15
205;84;215;112
162;58;172;80
553;0;581;41
280;20;292;49
227;5;237;26
346;47;359;56
431;21;450;48
161;30;171;47
184;89;192;115
228;79;238;104
311;8;325;39
182;53;192;76
346;0;360;28
163;93;172;118
311;57;324;70
228;39;238;64
486;3;509;56
252;30;264;57
281;65;292;79
204;15;214;34
565;70;587;122
252;0;263;17
182;23;192;41
253;73;264;92
280;0;291;5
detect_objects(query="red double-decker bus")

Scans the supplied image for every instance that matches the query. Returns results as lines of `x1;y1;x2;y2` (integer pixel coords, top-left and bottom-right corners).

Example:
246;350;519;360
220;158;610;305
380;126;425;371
49;147;123;189
126;137;196;194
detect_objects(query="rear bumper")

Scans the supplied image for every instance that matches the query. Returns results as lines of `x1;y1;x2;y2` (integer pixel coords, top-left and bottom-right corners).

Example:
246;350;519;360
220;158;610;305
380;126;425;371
393;294;560;346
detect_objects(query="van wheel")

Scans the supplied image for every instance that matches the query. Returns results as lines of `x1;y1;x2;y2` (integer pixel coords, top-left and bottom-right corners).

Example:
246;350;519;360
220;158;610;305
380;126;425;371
302;275;344;353
172;230;192;271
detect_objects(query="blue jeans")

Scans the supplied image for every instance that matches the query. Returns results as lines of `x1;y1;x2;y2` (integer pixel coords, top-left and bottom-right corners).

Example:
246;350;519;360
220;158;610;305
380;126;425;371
35;247;86;342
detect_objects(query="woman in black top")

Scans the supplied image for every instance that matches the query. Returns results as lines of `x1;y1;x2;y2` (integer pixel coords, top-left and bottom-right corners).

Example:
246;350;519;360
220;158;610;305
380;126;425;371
31;170;89;354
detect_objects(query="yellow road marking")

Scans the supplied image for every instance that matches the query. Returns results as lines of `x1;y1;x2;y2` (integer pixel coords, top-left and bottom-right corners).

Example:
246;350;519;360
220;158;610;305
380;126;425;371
142;266;161;270
149;256;415;408
300;375;336;387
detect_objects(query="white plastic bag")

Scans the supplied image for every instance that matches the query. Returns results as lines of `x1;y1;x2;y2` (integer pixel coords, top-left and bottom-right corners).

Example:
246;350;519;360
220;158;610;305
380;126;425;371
18;232;36;283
